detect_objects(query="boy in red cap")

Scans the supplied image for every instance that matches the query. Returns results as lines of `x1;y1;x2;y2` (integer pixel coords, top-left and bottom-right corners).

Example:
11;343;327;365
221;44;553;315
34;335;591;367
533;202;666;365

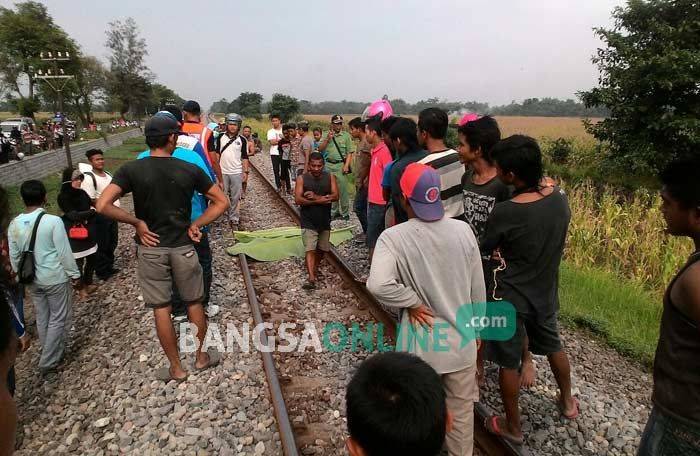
367;163;485;456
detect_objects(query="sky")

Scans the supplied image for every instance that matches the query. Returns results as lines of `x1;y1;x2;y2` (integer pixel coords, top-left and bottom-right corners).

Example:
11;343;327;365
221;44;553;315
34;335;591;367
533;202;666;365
8;0;624;108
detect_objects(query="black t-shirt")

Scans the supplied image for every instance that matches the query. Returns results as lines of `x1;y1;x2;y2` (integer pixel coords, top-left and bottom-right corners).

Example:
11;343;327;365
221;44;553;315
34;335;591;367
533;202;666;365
462;171;513;244
112;157;214;247
390;148;429;224
481;187;571;317
278;138;292;161
300;171;332;231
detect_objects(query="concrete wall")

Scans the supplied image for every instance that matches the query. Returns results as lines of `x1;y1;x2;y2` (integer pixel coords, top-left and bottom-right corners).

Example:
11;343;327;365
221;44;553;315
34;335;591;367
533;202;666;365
0;129;142;186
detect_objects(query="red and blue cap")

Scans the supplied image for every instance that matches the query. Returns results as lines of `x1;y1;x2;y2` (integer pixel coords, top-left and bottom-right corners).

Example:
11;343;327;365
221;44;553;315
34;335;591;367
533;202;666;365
400;163;444;221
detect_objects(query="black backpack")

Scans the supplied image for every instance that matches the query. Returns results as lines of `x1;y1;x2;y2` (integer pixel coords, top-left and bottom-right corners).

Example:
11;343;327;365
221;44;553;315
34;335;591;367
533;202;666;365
17;211;46;284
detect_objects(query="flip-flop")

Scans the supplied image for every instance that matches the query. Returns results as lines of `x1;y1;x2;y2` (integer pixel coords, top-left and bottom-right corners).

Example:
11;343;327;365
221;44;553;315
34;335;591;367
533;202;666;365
194;350;221;372
484;416;525;445
558;396;580;420
155;367;188;383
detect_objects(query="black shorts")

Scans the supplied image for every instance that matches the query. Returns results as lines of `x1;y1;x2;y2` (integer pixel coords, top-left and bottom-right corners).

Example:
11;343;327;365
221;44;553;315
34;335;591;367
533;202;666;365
485;312;562;370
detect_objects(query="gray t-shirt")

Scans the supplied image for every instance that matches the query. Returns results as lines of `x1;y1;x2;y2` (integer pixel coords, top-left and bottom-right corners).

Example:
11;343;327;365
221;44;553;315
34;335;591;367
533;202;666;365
367;217;486;374
298;135;314;167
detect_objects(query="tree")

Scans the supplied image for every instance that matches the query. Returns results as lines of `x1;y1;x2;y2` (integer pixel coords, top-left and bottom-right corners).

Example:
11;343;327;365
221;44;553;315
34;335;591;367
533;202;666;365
268;93;300;122
229;92;263;120
209;98;229;114
105;17;152;118
580;0;700;172
148;83;184;113
0;1;77;117
70;56;108;124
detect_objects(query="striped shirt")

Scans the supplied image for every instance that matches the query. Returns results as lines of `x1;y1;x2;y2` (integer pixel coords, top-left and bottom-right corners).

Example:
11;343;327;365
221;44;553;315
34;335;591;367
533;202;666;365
419;149;464;218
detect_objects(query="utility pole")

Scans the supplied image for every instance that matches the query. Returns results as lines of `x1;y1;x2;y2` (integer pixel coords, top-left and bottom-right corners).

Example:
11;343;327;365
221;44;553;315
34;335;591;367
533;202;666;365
35;51;74;168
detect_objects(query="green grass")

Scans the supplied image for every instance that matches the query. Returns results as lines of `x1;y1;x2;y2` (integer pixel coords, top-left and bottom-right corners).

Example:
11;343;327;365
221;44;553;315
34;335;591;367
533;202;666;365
559;261;661;366
6;136;146;216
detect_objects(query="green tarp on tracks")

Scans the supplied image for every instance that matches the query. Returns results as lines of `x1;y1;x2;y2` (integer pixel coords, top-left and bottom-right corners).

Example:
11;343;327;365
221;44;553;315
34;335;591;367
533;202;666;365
225;226;354;262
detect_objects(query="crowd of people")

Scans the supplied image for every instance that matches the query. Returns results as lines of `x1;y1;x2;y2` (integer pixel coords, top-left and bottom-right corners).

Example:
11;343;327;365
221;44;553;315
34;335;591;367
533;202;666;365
0;97;698;456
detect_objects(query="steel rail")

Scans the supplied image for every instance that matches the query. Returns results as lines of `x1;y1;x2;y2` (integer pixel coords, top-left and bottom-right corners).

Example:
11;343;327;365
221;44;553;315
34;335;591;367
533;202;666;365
238;253;299;456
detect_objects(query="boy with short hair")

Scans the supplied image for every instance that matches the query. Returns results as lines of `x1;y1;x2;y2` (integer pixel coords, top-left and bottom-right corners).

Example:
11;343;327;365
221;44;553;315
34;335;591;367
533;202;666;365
277;124;296;194
8;180;80;376
267;114;284;190
349;117;370;238
294;152;338;290
296;121;313;177
638;156;700;455
346;352;451;456
481;135;575;444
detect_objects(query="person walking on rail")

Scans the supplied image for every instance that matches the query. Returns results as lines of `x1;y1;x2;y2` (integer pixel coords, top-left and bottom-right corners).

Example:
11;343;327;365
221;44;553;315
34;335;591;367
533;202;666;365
367;163;485;456
346;352;452;456
638;156;700;455
181;100;223;186
317;115;355;221
96;115;229;382
213;114;249;234
267;114;284;190
81;149;121;281
417;108;465;219
295;152;339;290
480;135;577;445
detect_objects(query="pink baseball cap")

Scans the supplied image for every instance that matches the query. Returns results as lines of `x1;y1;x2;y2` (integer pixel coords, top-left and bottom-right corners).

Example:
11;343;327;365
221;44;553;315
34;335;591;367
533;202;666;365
400;163;444;221
457;113;480;126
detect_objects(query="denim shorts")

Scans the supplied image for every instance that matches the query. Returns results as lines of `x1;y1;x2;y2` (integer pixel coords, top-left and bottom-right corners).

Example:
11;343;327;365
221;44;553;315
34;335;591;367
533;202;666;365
638;406;700;455
366;203;386;249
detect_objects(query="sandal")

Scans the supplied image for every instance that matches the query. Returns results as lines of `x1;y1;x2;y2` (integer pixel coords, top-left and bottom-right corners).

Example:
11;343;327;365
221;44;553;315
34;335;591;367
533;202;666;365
484;415;525;445
155;367;188;383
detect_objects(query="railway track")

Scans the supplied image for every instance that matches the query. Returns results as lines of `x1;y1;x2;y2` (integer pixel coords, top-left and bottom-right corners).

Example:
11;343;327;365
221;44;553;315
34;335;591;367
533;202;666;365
235;159;527;456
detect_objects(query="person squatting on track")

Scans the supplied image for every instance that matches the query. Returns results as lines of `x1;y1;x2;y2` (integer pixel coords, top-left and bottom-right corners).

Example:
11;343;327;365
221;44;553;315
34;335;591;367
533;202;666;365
367;163;485;456
638;156;700;455
96;115;229;382
346;352;452;456
213;113;250;234
137;110;220;320
317;115;355;221
480;135;576;445
295;152;339;290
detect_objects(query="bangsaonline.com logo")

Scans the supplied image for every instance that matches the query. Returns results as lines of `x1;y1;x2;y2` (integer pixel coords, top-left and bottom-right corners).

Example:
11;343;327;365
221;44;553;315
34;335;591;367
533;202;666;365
179;301;516;353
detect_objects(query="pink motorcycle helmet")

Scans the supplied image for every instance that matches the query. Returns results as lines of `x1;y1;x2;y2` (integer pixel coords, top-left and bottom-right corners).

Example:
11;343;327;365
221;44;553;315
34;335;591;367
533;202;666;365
361;96;394;122
457;112;480;126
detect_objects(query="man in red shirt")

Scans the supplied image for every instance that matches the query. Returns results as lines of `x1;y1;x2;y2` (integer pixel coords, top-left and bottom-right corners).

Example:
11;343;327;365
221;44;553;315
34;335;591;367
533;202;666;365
365;116;393;260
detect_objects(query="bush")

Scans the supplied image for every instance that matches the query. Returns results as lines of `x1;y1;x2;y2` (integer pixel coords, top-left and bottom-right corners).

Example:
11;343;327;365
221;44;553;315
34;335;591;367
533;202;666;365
548;137;573;165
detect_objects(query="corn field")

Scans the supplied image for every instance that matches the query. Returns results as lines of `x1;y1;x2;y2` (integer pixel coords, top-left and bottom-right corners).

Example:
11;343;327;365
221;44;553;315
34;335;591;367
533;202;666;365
565;182;693;295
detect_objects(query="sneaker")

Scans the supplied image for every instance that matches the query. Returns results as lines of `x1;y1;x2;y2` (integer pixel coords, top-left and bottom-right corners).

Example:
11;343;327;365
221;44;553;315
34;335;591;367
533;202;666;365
206;304;221;318
173;315;188;323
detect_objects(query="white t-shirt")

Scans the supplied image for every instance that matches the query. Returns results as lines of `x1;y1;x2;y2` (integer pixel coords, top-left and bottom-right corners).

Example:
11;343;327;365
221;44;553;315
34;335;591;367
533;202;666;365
80;169;120;207
267;128;283;156
217;134;248;175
